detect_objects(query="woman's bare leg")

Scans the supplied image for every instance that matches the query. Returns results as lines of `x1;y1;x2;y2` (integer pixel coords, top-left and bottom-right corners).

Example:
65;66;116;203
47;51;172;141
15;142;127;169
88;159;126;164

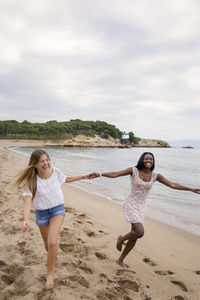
46;215;64;289
39;225;49;252
117;240;137;268
116;222;144;251
39;215;64;289
116;223;144;268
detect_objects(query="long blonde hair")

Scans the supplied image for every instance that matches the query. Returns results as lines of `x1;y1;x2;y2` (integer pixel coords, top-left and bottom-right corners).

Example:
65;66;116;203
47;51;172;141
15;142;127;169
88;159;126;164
13;149;50;199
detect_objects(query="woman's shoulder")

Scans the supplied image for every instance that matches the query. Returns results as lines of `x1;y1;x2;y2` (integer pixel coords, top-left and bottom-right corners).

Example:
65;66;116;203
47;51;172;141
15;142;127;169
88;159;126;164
130;166;137;176
53;167;63;176
53;167;66;183
132;166;138;172
152;171;158;181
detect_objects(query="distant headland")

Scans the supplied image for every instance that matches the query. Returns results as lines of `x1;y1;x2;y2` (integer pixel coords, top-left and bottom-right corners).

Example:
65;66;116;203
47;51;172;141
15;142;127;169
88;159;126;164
0;119;170;148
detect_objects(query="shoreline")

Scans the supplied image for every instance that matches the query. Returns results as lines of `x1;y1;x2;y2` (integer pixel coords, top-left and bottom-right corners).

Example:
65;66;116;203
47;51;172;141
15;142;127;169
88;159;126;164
4;141;200;238
1;141;200;299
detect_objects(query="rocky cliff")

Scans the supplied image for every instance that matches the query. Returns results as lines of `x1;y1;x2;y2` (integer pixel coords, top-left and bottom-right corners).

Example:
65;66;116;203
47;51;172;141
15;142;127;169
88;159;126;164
135;138;170;148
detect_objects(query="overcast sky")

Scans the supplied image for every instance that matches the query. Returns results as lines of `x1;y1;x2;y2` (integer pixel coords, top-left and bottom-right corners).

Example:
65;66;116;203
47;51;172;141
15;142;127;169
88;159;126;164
1;0;200;140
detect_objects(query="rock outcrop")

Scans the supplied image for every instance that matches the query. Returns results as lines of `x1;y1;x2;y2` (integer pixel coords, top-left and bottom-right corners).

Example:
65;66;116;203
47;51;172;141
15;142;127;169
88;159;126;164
59;135;123;147
135;138;170;148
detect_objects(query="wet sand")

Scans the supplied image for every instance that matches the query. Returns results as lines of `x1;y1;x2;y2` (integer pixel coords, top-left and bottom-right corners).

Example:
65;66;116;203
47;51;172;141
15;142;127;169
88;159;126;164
0;140;200;300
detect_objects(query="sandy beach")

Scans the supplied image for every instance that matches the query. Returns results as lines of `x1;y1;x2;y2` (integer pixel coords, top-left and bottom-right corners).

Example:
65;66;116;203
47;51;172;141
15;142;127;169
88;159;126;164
0;140;200;300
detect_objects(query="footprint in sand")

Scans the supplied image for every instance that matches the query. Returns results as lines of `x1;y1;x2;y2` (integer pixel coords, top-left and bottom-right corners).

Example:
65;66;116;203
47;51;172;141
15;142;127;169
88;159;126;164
23;253;42;266
60;227;74;239
11;279;28;296
0;259;7;269
5;225;21;235
170;280;188;292
2;208;13;216
87;221;94;225
2;181;10;184
37;290;52;300
68;274;90;288
65;206;76;213
73;213;88;220
1;263;25;276
76;260;93;274
155;270;174;275
99;288;125;299
56;276;70;287
77;237;85;243
195;270;200;275
85;230;96;237
117;278;139;292
61;261;77;271
172;296;187;300
59;243;76;252
1;274;15;285
73;213;90;224
1;264;25;286
75;220;83;224
95;251;107;260
98;229;109;235
116;269;136;276
17;241;26;254
57;273;90;289
78;213;87;218
59;242;88;257
143;257;156;266
115;268;140;295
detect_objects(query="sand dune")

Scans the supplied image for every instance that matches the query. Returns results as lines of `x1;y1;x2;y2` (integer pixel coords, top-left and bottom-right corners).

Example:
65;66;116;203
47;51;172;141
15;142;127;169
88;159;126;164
0;142;200;299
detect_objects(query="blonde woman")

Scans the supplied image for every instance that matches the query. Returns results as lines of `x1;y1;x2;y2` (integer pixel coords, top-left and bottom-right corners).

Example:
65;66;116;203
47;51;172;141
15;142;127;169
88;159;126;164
13;149;94;289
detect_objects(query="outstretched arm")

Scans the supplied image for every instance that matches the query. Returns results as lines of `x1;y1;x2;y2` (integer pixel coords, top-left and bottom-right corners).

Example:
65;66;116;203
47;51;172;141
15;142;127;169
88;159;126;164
65;173;95;183
23;196;32;232
95;167;133;178
157;174;200;194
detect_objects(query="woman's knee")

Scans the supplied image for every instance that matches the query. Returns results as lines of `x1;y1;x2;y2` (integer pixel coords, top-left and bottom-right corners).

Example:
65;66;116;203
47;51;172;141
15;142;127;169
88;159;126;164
136;229;144;239
132;224;145;239
47;239;57;248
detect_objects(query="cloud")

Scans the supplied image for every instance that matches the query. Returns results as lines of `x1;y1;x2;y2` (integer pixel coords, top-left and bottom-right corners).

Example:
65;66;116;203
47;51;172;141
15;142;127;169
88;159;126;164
0;0;199;140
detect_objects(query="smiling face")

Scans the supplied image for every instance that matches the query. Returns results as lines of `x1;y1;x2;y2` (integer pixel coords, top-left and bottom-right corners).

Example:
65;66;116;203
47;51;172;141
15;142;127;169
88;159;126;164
143;153;154;169
136;152;155;171
35;153;51;174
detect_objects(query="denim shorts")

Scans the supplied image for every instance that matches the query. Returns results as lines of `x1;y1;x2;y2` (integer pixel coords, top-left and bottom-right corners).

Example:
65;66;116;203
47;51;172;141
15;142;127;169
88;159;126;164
36;204;65;226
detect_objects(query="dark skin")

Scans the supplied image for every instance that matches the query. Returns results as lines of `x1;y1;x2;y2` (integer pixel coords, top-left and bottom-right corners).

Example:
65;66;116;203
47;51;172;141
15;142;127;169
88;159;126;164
95;154;200;268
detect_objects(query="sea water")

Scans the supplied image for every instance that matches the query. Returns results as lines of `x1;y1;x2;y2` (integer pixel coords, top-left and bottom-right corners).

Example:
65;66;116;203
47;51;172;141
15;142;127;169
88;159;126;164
8;146;200;236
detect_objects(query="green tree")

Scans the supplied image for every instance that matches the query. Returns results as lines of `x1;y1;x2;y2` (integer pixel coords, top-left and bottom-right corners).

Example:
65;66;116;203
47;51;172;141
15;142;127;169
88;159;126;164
129;131;135;142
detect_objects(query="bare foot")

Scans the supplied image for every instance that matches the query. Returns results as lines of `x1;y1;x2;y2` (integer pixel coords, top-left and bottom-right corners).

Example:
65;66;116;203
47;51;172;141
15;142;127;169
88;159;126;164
116;260;129;269
45;275;54;289
116;235;123;251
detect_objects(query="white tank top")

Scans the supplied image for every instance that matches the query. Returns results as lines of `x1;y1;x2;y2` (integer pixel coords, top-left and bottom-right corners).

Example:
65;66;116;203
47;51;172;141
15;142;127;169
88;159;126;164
22;167;66;210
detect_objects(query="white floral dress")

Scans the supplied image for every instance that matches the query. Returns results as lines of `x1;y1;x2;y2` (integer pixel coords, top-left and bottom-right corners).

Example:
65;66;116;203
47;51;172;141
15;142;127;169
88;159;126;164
123;167;157;223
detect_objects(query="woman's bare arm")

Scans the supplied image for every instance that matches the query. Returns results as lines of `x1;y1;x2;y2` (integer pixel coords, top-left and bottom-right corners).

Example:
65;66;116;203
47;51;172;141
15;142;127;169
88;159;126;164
65;173;95;183
23;196;32;231
96;167;133;178
157;174;200;193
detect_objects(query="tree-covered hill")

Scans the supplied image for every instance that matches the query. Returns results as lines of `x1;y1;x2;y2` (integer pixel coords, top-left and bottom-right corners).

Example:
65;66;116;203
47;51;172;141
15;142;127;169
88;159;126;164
0;119;126;141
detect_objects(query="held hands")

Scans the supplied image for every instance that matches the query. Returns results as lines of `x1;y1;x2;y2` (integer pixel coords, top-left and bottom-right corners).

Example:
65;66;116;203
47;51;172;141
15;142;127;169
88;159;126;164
23;220;29;233
84;172;102;179
94;172;101;178
84;172;96;179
